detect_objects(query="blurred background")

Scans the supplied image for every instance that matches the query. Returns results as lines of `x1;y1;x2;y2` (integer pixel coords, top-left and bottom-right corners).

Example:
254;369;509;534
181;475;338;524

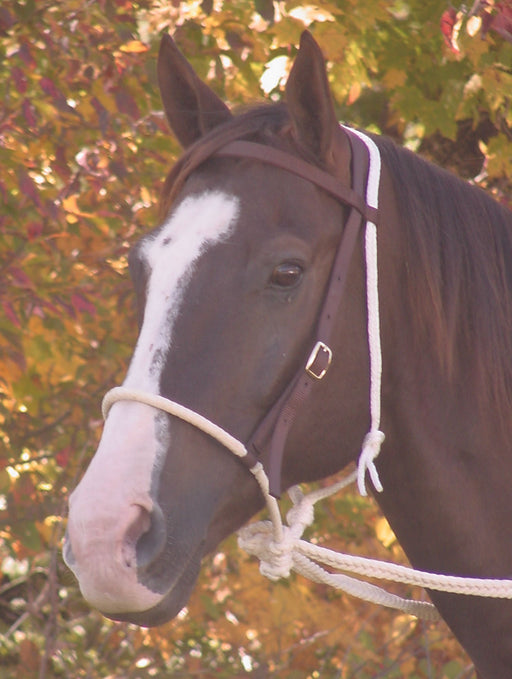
2;1;511;676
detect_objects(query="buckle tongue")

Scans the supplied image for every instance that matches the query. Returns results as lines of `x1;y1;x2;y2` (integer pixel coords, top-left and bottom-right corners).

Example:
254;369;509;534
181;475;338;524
305;341;333;380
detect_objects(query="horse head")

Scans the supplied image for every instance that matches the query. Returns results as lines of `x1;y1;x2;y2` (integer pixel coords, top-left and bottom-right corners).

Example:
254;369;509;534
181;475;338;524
64;32;376;626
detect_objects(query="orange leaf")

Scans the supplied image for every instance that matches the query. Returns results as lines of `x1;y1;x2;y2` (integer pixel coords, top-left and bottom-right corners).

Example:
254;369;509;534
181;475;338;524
120;40;148;53
347;81;361;105
18;639;40;676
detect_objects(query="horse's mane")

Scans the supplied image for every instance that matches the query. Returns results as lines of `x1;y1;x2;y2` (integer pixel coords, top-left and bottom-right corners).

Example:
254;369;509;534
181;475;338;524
375;135;512;416
160;102;512;417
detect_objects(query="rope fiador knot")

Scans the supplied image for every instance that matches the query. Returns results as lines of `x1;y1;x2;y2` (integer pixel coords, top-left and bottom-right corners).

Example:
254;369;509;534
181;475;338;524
261;530;297;581
239;487;319;581
238;522;296;581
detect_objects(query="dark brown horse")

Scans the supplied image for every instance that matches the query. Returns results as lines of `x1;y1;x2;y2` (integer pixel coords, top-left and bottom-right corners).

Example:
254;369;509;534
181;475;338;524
64;31;512;678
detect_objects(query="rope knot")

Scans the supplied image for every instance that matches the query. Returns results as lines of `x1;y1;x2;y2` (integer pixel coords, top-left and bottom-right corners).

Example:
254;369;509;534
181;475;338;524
238;522;297;581
357;429;385;496
259;531;296;581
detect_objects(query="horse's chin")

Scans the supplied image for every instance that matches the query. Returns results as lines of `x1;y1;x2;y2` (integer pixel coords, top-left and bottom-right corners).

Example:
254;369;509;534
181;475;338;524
97;517;236;627
103;551;202;627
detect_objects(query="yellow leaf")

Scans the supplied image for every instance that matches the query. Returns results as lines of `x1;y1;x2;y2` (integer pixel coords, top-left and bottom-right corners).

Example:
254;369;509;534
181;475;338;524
120;40;149;54
375;516;397;548
62;194;79;214
383;67;407;90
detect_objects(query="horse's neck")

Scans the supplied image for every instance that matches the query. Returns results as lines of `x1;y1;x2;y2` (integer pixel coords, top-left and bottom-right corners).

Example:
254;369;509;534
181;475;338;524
380;299;510;557
377;333;512;674
361;162;512;677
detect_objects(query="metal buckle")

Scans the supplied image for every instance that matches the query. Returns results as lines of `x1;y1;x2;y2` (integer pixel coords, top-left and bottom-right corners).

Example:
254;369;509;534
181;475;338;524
305;341;333;380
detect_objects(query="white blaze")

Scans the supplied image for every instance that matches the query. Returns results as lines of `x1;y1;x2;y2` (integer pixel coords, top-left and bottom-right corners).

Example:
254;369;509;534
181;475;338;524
66;191;239;613
126;191;240;391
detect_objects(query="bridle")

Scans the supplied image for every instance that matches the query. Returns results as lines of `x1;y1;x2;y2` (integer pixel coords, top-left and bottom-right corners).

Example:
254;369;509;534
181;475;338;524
217;130;382;498
106;126;385;499
101;127;512;618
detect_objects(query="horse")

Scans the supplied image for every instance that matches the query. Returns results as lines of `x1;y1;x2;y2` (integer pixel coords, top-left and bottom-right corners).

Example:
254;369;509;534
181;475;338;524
63;31;512;678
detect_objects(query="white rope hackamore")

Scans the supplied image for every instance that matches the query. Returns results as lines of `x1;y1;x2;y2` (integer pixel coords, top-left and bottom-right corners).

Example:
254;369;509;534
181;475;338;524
101;129;512;621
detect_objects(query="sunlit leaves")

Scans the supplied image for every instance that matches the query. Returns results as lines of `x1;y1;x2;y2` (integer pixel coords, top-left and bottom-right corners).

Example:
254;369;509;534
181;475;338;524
3;0;509;676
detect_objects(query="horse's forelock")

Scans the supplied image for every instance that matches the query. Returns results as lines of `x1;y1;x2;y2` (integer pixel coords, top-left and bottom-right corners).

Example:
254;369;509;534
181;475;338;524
158;102;322;220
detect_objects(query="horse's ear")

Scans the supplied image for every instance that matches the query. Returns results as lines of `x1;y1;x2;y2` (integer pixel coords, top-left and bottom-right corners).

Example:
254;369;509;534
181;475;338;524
285;31;345;167
157;33;232;148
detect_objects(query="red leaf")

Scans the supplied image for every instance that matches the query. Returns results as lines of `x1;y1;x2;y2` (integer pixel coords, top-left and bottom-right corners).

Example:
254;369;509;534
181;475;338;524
9;267;32;288
0;7;16;32
440;8;461;53
71;292;96;316
22;98;37;128
17;41;36;68
11;65;27;93
53;145;70;179
115;89;141;120
56;446;71;468
2;301;21;328
27;222;43;240
486;2;512;43
19;639;40;673
40;75;60;99
18;170;40;206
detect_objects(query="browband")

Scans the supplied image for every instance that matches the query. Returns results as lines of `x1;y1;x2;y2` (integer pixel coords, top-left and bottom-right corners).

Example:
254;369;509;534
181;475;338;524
216;140;378;224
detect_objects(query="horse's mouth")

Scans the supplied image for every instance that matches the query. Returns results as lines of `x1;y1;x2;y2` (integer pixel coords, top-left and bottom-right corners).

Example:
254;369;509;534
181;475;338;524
104;548;203;627
64;528;205;627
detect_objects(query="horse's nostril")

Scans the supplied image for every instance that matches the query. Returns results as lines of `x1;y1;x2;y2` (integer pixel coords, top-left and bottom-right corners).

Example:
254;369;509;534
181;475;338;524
122;505;152;568
133;503;167;569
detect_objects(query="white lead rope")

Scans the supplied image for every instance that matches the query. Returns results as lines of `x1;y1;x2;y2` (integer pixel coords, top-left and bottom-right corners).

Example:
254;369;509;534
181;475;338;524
102;386;512;622
348;128;385;496
352;130;385;496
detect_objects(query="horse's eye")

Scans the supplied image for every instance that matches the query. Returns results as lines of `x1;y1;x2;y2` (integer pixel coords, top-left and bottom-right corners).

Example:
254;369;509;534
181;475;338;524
270;262;304;289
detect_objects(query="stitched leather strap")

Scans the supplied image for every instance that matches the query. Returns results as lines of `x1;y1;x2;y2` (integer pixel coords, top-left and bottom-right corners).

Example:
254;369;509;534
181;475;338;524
224;131;372;496
217;140;378;224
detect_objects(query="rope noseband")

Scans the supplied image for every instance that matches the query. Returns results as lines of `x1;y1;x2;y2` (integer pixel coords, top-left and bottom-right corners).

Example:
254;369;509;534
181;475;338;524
101;128;512;619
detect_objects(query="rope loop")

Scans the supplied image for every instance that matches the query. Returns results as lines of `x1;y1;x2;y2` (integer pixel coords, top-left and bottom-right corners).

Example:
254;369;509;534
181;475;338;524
357;429;385;496
285;496;315;535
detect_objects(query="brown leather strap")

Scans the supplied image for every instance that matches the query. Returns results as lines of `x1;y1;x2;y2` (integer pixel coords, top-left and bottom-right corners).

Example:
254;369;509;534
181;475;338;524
217;140;378;224
241;130;372;496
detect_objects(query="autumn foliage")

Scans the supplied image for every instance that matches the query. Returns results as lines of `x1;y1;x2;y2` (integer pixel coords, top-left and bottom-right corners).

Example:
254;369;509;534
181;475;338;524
1;1;511;677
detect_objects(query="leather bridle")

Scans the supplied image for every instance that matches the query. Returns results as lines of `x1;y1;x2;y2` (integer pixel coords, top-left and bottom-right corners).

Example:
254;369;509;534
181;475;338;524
105;127;377;498
216;131;376;496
